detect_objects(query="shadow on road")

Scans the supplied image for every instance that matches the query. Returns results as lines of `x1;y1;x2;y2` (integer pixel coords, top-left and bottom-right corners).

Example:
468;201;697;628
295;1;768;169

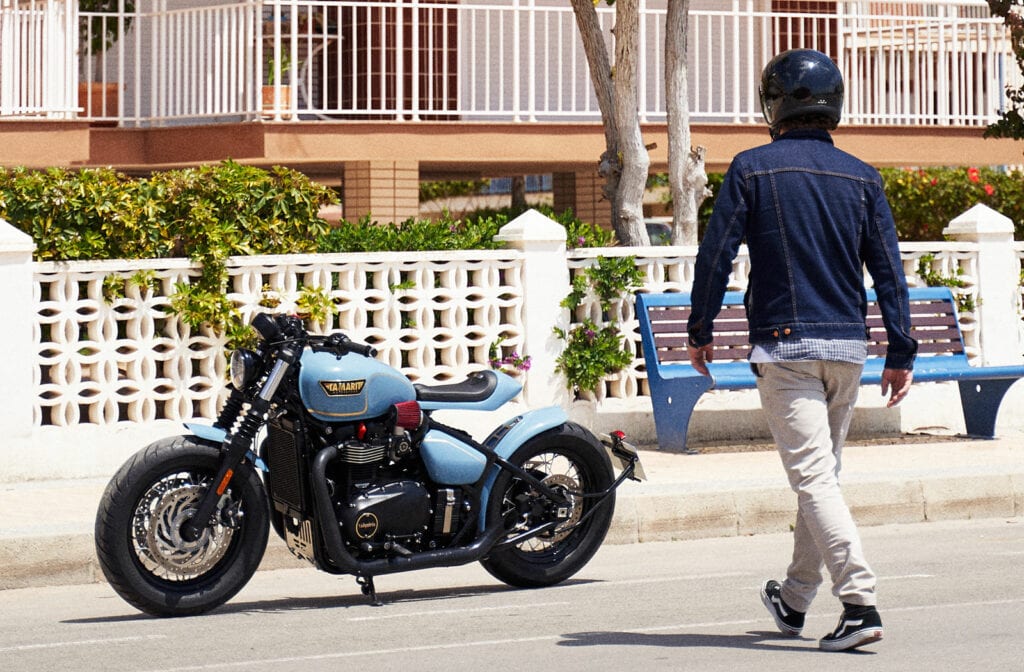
558;630;876;655
64;578;600;624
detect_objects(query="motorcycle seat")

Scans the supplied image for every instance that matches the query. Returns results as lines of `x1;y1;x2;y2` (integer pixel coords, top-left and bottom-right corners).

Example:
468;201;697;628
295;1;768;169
414;370;498;403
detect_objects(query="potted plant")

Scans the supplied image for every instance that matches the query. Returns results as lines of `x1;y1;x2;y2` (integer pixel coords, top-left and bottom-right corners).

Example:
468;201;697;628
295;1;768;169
261;51;292;119
77;0;135;121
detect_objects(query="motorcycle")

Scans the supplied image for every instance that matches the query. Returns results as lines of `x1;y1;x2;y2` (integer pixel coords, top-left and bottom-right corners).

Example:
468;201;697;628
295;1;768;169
94;312;644;617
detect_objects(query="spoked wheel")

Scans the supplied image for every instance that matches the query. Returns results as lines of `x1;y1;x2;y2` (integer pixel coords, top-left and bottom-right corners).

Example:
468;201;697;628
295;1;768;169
94;436;269;617
480;423;615;588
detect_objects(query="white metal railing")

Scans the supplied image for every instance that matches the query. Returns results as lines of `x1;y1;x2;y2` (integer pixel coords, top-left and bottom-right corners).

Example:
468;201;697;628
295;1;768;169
0;0;77;118
1;0;1017;127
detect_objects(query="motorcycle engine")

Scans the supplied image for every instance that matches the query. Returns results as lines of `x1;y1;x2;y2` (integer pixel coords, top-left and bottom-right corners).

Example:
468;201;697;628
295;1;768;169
265;404;469;561
328;424;449;555
337;479;432;548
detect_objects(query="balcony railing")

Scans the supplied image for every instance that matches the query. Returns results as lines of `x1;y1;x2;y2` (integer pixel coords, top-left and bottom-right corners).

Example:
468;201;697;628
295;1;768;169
0;0;1018;127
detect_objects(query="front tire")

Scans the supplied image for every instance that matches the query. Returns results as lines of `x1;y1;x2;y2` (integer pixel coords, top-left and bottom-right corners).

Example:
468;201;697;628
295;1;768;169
480;423;615;588
94;436;270;617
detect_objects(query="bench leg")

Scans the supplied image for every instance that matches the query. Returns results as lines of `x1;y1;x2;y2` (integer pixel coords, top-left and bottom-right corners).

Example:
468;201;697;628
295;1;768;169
650;376;714;453
957;378;1019;438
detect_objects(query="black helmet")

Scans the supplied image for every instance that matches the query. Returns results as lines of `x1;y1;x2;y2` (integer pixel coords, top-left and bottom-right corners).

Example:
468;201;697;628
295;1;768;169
759;49;844;131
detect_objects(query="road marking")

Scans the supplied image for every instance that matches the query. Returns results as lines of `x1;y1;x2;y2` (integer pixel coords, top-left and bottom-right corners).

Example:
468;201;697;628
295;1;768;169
145;635;562;671
142;597;1024;672
0;634;167;653
347;601;570;621
885;599;1023;614
591;572;751;586
882;574;934;580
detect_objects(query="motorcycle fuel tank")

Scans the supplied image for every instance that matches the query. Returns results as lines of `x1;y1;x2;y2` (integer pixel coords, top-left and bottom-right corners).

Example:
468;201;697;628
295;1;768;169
299;350;416;422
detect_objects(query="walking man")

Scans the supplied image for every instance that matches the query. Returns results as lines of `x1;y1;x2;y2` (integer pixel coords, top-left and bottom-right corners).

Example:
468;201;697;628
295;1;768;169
686;49;917;651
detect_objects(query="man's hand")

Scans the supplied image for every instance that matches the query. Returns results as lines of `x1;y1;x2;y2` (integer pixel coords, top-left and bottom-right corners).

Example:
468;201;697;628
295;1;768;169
881;367;913;407
687;343;714;377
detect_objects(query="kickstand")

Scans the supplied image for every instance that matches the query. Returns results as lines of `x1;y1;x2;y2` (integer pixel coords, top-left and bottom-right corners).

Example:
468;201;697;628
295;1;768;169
357;575;384;607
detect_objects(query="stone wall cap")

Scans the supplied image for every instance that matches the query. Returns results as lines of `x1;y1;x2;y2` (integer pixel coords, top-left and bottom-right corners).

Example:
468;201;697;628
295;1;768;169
944;203;1014;238
493;209;568;243
0;219;36;254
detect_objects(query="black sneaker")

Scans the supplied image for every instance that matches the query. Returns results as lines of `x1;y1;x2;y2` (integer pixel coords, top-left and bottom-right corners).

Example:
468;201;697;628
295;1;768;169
819;604;884;651
760;579;804;636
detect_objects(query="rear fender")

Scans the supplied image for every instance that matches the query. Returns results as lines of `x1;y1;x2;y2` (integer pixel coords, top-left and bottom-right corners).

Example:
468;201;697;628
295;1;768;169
477;405;570;526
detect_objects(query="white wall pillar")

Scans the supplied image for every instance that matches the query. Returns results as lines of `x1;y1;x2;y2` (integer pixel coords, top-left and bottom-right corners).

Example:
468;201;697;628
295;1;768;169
494;209;571;409
0;219;37;465
943;204;1023;366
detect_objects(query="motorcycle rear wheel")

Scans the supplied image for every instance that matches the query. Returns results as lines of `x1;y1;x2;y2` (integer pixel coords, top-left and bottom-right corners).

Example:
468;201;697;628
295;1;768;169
480;422;615;588
94;436;270;617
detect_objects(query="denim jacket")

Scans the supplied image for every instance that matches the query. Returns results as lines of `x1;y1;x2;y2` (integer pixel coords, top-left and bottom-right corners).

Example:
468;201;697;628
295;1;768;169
687;129;918;370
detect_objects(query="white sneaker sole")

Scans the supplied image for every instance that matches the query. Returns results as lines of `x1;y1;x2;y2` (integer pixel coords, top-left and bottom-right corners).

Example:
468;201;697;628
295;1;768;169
819;626;884;651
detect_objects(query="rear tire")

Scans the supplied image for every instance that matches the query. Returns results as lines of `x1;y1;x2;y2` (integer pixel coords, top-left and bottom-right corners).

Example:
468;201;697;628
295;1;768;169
480;423;615;588
94;436;269;617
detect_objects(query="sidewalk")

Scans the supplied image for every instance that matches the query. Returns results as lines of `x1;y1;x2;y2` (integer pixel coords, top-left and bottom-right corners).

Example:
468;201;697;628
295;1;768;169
1;431;1022;590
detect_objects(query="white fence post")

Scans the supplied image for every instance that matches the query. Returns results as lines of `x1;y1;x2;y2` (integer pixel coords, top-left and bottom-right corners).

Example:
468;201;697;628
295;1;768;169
943;204;1024;366
494;209;571;409
0;219;37;479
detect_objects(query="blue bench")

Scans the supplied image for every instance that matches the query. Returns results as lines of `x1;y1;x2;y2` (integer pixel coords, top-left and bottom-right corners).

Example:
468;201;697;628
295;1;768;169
636;286;1024;451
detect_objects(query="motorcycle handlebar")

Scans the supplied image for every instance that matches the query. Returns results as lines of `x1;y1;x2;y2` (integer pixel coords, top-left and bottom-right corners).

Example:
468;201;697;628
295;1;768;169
323;333;378;359
252;314;377;358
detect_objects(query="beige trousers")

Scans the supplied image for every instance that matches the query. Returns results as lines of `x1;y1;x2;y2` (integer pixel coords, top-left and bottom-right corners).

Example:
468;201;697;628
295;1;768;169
755;360;877;612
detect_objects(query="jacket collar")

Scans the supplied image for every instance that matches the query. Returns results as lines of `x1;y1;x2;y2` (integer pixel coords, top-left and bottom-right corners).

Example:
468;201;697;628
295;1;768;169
773;128;835;145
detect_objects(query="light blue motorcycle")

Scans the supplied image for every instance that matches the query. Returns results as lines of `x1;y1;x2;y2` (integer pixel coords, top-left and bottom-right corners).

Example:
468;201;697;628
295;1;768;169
95;312;644;616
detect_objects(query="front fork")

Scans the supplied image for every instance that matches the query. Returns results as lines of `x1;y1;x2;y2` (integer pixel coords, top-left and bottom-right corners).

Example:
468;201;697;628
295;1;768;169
180;347;297;542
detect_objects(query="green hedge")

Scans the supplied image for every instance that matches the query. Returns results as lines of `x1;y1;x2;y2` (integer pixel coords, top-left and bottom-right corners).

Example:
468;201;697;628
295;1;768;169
4;163;1020;265
0;164;612;261
0;161;334;262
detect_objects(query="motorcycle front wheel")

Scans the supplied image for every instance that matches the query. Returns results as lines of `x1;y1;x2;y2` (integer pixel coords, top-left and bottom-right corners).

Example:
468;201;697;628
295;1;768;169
480;422;615;588
94;436;270;617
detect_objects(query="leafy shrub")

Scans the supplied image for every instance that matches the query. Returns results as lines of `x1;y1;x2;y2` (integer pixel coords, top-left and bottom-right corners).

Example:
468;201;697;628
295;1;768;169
316;204;613;253
555;256;644;395
317;213;505;252
879;167;1024;240
0;161;335;261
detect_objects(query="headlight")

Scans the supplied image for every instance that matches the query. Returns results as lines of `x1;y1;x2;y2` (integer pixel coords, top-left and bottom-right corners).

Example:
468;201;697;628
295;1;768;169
229;349;261;389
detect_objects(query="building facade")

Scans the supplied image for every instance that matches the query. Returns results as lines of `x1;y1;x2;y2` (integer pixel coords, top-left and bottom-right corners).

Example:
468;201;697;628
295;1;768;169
2;0;1022;225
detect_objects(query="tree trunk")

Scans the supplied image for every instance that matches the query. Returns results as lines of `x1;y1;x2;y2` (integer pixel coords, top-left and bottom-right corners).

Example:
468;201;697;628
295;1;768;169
665;0;709;246
569;0;621;225
610;0;650;246
511;176;527;211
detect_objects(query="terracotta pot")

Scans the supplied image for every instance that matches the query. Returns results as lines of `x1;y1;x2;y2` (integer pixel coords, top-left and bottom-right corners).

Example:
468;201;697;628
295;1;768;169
77;82;120;122
261;85;292;120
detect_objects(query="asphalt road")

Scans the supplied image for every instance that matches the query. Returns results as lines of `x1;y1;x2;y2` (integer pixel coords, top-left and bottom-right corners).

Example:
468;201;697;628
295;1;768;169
1;517;1021;672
